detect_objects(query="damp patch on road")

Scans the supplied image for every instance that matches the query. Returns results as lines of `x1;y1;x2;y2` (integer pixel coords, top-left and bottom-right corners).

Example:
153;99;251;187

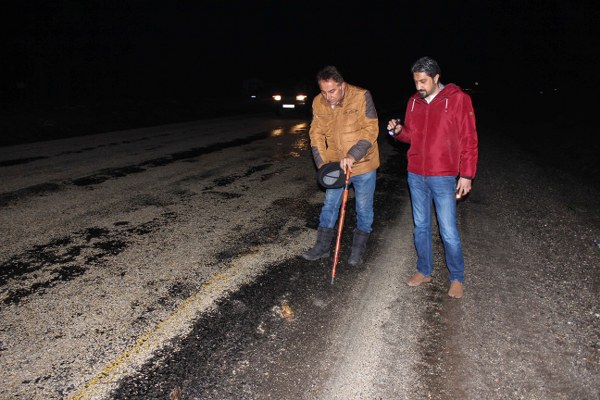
0;156;48;167
72;165;146;186
214;197;321;262
109;252;353;400
202;191;243;200
205;163;273;189
0;183;61;206
0;212;178;304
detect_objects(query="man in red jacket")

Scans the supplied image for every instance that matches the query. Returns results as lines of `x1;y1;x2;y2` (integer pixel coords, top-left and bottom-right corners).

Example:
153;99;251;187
388;56;478;298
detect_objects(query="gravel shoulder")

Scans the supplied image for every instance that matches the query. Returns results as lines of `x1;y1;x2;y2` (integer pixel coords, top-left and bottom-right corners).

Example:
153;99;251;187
450;129;600;399
296;121;600;399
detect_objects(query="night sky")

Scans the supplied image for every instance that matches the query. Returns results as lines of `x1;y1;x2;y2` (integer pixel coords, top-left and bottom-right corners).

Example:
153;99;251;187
2;1;598;108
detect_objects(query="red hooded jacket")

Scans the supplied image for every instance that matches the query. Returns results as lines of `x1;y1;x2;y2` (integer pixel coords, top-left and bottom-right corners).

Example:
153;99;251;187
395;84;478;179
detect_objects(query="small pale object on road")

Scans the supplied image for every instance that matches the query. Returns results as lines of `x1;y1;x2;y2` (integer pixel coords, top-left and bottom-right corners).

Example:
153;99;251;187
281;303;294;320
170;387;182;400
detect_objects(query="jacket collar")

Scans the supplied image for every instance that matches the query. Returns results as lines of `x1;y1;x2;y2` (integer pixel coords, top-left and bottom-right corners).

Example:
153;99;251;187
424;83;445;103
412;83;460;103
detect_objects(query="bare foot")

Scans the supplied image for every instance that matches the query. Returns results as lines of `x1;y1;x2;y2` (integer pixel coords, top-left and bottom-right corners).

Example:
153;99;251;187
406;272;432;287
448;281;464;298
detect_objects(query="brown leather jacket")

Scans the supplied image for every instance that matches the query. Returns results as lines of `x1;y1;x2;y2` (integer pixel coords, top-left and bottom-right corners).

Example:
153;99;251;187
309;83;380;177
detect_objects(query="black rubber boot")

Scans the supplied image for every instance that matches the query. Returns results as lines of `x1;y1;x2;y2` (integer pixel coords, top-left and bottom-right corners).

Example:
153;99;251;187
302;227;335;260
348;229;370;266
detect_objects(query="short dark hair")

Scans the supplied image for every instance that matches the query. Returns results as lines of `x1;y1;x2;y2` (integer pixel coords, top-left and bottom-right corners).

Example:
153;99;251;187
316;66;344;84
411;57;441;78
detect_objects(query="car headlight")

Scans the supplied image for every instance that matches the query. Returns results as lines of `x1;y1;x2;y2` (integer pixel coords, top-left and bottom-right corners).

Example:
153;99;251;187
272;95;282;101
296;95;307;101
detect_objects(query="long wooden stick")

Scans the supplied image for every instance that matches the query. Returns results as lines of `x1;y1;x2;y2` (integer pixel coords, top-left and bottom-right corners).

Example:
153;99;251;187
331;168;351;284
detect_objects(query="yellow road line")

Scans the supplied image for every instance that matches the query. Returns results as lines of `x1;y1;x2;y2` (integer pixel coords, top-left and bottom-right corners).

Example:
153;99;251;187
68;265;241;400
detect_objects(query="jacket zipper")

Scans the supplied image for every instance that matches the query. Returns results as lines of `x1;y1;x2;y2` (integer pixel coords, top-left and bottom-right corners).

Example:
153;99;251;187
423;101;429;174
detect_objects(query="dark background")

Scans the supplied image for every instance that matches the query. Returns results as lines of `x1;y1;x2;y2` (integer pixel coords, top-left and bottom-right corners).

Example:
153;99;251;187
1;0;599;172
3;1;598;105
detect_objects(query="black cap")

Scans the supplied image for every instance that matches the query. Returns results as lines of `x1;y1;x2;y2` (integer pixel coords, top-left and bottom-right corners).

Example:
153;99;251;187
317;162;346;189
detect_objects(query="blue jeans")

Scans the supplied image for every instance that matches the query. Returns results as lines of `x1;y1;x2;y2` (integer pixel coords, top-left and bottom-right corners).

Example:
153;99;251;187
319;170;376;233
407;172;465;282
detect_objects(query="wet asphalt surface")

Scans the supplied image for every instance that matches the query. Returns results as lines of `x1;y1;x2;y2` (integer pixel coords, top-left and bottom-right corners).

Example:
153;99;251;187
1;107;599;400
109;141;407;400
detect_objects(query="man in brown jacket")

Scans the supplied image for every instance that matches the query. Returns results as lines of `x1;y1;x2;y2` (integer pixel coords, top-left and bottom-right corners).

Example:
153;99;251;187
302;66;380;266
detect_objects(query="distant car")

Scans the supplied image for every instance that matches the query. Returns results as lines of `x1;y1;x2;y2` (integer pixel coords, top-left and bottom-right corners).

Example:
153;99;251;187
271;91;310;116
270;81;314;116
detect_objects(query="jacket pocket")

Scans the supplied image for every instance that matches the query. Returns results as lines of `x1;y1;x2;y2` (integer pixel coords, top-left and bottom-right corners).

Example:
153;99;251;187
339;109;360;133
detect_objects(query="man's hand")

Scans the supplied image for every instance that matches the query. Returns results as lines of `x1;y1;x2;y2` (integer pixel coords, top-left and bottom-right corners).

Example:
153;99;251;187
455;177;472;199
340;156;355;173
387;118;403;136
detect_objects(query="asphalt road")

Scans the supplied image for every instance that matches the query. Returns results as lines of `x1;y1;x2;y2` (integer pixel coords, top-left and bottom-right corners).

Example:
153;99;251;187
0;112;598;399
